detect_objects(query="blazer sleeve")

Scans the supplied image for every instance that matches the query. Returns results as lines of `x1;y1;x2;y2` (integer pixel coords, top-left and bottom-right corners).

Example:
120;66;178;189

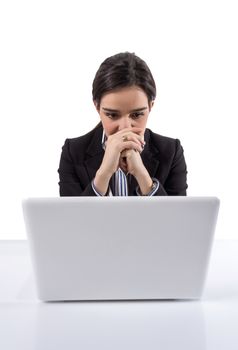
153;139;188;196
58;139;97;196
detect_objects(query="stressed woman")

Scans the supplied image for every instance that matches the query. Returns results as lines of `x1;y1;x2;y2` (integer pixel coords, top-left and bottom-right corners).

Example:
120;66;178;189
58;52;188;196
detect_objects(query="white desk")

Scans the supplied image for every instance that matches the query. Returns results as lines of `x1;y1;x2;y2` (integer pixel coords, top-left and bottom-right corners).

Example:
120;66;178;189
0;240;237;350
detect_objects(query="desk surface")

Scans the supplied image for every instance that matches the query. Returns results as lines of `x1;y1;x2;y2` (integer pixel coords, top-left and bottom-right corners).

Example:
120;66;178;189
0;240;238;350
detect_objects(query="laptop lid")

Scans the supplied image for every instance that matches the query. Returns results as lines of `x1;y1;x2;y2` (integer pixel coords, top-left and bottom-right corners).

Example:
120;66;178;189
22;196;220;301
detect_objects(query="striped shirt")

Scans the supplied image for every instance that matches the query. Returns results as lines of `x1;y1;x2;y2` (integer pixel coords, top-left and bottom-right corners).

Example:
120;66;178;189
91;130;159;196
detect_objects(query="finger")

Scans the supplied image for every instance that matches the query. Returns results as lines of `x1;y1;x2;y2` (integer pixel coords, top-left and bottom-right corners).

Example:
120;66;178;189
120;150;127;158
129;137;145;149
120;141;143;153
122;136;142;147
119;157;128;170
122;132;145;145
121;141;142;152
128;127;145;137
116;127;144;136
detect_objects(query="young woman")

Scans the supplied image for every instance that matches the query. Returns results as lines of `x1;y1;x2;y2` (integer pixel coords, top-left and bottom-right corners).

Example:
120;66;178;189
58;52;188;196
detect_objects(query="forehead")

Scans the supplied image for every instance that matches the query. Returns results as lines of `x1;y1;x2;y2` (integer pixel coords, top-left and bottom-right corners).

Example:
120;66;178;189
100;86;148;109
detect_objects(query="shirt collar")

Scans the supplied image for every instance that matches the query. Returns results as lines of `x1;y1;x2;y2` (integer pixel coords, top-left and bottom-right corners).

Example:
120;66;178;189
101;129;107;150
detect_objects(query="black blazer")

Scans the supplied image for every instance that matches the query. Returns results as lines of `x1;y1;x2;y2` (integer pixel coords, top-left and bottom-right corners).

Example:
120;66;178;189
58;123;188;196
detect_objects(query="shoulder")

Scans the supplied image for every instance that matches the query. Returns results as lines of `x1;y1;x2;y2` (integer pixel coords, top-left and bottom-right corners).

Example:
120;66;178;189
62;123;103;161
67;123;102;146
145;129;186;174
146;128;183;155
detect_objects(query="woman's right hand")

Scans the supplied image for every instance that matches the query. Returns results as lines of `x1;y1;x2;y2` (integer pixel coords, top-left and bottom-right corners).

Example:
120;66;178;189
99;127;144;177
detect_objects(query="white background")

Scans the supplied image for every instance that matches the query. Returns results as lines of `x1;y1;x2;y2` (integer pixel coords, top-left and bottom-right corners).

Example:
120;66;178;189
0;0;237;239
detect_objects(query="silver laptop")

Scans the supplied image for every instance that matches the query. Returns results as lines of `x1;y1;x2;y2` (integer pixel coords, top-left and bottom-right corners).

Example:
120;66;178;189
22;196;220;301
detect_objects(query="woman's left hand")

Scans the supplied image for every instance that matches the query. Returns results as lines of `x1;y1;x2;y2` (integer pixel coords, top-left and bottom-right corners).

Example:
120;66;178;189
119;149;145;177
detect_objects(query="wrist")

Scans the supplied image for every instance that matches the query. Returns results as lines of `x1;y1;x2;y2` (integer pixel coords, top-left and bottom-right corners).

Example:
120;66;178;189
133;166;149;182
134;170;153;195
96;167;113;182
93;168;112;196
136;178;159;196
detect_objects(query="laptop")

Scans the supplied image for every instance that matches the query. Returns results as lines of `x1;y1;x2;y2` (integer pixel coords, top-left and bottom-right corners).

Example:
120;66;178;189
22;196;220;301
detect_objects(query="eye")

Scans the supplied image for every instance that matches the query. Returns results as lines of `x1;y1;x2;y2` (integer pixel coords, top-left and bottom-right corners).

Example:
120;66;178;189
105;112;119;119
131;112;144;119
104;111;144;120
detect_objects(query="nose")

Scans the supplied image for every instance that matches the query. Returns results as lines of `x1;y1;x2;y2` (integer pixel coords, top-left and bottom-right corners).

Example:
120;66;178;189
118;116;133;131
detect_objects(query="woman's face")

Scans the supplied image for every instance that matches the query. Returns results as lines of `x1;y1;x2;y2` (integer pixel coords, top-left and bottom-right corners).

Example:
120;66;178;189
95;86;154;137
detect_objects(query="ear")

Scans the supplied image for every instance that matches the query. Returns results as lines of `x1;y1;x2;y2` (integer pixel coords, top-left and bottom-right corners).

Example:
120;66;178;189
94;100;100;113
149;100;155;112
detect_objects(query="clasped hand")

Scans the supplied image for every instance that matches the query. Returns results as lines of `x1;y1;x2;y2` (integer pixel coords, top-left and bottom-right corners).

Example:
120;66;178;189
101;127;146;177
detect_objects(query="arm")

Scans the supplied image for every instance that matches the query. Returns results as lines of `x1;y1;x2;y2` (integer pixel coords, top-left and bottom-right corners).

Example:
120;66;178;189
135;138;187;196
58;139;97;196
159;139;188;196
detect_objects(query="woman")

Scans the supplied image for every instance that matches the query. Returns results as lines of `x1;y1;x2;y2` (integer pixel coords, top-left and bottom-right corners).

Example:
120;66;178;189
58;52;187;196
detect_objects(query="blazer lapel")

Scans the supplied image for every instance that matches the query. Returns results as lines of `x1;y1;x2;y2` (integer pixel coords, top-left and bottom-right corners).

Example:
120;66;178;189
142;128;160;177
84;127;105;181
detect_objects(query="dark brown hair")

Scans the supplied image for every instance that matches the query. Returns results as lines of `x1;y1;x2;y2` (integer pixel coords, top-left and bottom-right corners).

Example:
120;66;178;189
92;52;156;108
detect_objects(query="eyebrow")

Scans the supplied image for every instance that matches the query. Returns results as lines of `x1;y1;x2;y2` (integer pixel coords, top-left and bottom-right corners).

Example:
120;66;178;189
102;107;148;113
